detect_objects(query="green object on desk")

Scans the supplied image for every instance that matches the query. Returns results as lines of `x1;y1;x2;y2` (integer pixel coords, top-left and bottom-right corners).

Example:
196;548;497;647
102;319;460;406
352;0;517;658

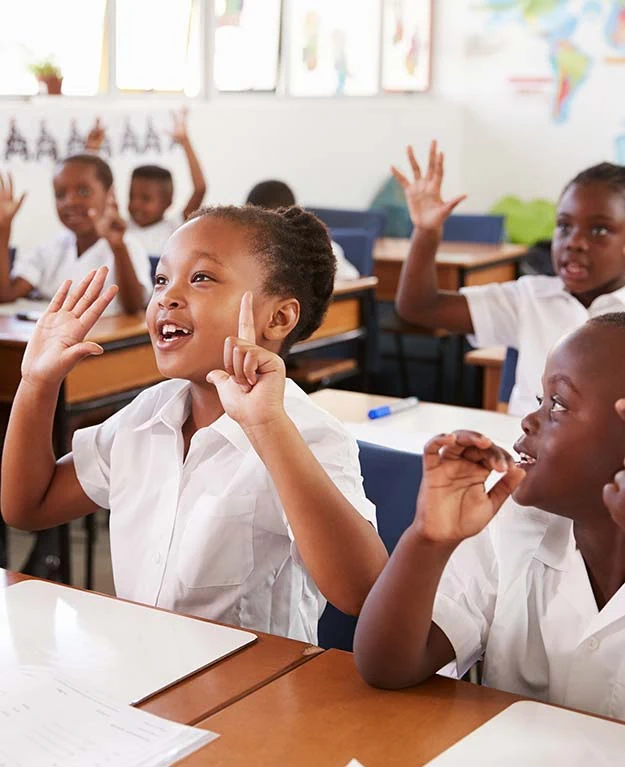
490;196;556;246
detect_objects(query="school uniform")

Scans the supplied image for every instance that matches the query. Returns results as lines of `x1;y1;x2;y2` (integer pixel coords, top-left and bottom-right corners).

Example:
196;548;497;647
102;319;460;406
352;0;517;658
461;275;625;417
127;215;183;256
11;230;152;316
72;378;376;643
432;500;625;719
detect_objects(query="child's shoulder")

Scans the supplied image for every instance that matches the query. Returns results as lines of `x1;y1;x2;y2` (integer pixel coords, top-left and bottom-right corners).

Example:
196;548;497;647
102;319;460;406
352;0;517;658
284;379;356;445
515;274;564;298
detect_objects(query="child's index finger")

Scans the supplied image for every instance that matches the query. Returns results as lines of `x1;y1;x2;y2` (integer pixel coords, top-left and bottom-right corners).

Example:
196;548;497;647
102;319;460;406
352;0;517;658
238;291;256;344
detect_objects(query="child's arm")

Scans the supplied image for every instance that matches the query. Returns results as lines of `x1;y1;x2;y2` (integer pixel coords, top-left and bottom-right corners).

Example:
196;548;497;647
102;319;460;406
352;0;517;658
207;293;388;616
1;268;117;530
353;431;525;689
604;398;625;528
170;109;207;220
393;141;473;334
88;189;146;314
0;173;31;302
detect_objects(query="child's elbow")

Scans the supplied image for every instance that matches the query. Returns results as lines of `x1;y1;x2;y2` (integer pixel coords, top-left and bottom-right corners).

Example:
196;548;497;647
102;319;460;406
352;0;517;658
354;647;431;690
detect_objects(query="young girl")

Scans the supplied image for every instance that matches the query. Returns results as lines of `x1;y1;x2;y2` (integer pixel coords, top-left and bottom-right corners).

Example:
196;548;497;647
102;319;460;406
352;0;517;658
0;158;151;314
1;205;387;643
392;142;625;416
354;313;625;719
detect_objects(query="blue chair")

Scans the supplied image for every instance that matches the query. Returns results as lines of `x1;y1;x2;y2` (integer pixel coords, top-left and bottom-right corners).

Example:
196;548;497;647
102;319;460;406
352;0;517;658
317;441;422;651
498;348;518;408
308;207;387;240
442;214;505;244
149;255;159;284
330;227;375;276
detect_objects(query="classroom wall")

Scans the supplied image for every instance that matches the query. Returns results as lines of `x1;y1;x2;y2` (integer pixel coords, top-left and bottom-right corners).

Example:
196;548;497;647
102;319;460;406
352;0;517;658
1;0;622;251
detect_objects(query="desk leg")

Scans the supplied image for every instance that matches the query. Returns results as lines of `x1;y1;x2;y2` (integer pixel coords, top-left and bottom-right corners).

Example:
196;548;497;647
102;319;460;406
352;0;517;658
20;384;72;584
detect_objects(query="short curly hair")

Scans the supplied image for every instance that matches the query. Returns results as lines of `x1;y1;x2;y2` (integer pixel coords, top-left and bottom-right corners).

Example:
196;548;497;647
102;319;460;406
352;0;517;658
59;154;113;190
188;205;336;353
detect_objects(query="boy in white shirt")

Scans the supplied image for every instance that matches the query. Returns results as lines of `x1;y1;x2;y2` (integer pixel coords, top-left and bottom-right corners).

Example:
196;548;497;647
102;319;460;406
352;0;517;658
355;313;625;719
246;179;361;282
1;204;388;643
0;160;151;315
86;110;207;256
392;142;625;416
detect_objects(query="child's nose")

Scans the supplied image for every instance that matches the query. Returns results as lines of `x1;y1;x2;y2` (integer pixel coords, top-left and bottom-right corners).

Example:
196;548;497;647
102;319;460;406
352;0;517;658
158;283;186;309
521;407;540;435
567;227;588;250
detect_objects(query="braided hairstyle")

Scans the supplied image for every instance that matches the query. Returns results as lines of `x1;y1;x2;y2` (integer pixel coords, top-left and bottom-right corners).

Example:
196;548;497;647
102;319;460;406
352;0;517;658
563;162;625;200
588;311;625;330
188;205;336;353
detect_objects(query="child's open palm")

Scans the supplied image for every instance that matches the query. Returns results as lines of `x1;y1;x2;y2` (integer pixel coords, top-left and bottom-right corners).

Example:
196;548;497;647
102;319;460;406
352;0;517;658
207;292;286;430
414;431;525;545
85;117;106;152
169;107;189;145
0;173;26;232
391;141;466;232
21;267;118;388
89;189;126;248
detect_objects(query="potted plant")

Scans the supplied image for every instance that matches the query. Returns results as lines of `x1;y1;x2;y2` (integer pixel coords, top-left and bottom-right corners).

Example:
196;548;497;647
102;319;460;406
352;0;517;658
29;58;63;95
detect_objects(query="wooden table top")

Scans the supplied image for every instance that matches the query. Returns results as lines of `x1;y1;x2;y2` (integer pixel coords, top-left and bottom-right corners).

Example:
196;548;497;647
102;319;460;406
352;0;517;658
374;238;527;268
0;571;321;725
180;649;520;766
0;312;150;348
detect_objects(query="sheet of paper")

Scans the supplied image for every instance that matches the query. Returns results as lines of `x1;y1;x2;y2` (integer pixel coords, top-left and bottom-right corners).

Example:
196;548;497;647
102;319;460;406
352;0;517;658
0;666;217;767
426;700;625;766
345;421;433;454
0;581;256;704
0;298;48;318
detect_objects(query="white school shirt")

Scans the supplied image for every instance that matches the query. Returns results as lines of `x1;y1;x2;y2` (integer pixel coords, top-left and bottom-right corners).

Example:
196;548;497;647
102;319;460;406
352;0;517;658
331;240;360;282
72;378;376;643
461;276;625;417
127;214;183;256
11;230;152;316
432;501;625;719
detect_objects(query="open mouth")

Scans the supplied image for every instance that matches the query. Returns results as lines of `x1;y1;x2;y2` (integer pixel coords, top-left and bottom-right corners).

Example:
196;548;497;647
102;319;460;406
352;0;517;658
156;320;194;349
513;441;537;468
560;261;589;282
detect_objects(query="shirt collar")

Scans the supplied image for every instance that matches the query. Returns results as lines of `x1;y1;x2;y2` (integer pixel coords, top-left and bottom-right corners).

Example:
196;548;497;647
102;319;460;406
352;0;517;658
540;277;625;308
131;381;252;453
533;513;576;571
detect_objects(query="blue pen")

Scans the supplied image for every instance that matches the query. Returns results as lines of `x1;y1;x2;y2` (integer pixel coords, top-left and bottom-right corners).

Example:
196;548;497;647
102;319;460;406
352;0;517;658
368;396;419;420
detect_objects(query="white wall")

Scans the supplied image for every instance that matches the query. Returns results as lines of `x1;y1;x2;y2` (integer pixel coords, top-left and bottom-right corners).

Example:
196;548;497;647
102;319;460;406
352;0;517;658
1;0;621;251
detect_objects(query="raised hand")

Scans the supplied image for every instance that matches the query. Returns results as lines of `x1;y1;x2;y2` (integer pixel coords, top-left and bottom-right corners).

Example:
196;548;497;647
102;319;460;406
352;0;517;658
85;117;106;152
88;188;126;248
21;267;118;388
414;431;525;545
604;399;625;530
206;292;287;430
169;107;189;145
0;173;26;233
391;140;466;232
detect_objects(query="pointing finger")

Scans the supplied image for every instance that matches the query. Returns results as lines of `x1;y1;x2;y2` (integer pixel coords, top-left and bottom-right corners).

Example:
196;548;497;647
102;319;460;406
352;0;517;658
238;291;256;344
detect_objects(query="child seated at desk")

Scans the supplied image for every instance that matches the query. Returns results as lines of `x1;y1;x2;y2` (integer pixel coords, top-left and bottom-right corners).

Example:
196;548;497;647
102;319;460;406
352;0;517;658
86;109;207;255
392;142;625;416
1;205;387;643
0;160;151;315
246;180;360;282
354;313;625;719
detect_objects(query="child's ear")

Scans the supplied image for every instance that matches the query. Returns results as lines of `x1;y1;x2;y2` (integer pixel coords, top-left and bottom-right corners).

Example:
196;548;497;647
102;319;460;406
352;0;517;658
263;298;300;342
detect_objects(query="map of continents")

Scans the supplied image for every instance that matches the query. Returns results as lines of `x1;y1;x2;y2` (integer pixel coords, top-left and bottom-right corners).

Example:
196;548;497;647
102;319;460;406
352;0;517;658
482;0;625;123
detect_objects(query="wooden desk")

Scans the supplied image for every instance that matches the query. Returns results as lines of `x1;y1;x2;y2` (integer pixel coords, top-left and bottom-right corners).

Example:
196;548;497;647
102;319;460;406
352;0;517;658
181;649;520;766
310;389;522;452
374;239;527;302
0;570;322;726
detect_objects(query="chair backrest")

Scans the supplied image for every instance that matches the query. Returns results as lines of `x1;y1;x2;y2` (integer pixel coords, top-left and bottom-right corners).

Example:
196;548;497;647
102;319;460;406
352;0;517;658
317;441;422;651
149;255;159;284
330;227;375;276
442;214;505;244
497;347;519;408
308;207;387;239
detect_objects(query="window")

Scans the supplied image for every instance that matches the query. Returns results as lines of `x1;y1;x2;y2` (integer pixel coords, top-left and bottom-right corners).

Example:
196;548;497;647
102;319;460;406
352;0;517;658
286;0;381;97
115;0;201;95
0;0;107;96
214;0;282;92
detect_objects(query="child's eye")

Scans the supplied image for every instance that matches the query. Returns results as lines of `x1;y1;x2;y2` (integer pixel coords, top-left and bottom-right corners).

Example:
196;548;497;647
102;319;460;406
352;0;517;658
550;396;567;413
591;225;609;236
154;275;167;286
192;272;214;283
556;222;570;234
535;395;544;406
77;188;91;198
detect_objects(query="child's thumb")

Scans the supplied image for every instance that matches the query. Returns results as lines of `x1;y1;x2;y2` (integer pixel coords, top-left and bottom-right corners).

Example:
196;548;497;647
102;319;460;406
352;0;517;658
615;398;625;421
206;369;229;387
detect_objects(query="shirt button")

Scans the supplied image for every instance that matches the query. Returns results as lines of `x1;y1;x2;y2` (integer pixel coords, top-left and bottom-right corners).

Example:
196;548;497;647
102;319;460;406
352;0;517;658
587;637;599;651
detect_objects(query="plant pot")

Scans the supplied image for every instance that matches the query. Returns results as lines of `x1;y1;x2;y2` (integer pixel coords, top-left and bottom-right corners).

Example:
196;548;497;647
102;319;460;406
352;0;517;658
39;75;63;95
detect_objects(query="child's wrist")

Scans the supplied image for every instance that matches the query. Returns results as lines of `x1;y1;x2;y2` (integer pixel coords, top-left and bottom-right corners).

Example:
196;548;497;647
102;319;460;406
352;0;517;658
243;410;291;445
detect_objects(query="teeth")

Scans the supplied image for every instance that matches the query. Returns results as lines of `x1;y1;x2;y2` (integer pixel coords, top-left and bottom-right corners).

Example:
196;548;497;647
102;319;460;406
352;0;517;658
517;452;536;464
161;323;191;336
